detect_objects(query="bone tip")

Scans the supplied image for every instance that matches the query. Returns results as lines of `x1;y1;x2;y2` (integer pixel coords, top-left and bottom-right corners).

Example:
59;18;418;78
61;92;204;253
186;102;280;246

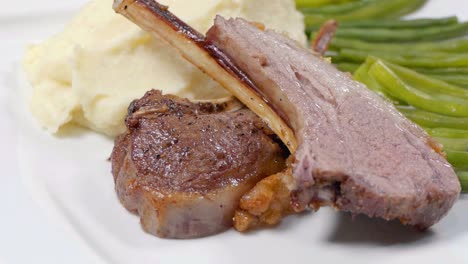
214;15;228;23
113;0;124;11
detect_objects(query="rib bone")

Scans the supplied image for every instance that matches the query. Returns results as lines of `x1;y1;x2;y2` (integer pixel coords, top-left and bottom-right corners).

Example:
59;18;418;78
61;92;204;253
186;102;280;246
113;0;297;152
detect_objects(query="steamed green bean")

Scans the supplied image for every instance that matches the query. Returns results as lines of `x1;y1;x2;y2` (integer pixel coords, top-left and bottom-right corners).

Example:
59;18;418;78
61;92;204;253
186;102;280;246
425;74;468;88
338;49;468;68
426;128;468;139
353;58;403;103
369;61;468;117
397;106;468;130
446;150;468;169
457;171;468;192
304;0;427;27
296;0;357;8
414;67;468;75
434;138;468;152
335;22;468;42
329;37;468;53
300;0;369;14
336;62;360;73
383;61;468;99
339;16;458;29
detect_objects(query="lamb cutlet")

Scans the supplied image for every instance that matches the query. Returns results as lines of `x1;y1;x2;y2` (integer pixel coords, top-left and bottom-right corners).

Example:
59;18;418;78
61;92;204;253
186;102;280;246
113;0;460;233
208;17;461;229
111;90;286;238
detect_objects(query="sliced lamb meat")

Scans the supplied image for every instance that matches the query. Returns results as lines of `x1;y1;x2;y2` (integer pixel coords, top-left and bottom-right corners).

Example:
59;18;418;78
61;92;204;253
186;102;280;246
111;90;287;238
206;17;461;229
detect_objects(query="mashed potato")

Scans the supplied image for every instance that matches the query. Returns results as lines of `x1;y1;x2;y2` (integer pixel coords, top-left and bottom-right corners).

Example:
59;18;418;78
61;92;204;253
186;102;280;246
23;0;306;137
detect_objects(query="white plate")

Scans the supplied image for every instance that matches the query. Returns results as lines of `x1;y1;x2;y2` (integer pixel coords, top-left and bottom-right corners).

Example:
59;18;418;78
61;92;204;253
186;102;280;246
2;1;468;263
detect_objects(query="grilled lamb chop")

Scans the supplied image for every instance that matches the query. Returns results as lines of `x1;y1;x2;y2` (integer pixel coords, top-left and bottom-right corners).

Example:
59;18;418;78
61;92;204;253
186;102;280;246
111;90;286;238
113;0;460;231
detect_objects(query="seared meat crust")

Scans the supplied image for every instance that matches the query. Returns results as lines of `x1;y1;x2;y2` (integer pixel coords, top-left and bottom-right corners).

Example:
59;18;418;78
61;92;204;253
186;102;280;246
111;90;286;238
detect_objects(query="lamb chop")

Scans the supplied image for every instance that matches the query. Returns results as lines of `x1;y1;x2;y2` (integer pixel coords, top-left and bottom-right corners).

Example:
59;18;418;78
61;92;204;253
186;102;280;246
113;0;461;232
111;90;286;238
207;17;462;230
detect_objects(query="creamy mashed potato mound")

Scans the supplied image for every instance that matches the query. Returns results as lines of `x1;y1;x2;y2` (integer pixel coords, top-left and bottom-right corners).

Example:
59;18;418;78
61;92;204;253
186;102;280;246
23;0;306;136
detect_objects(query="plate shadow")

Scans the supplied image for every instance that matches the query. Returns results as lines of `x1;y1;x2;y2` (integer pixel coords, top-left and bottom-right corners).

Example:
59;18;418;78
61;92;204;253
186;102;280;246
327;212;434;246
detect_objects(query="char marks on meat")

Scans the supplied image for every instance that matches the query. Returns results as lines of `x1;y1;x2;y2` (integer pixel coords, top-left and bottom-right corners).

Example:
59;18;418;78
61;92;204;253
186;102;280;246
207;17;461;229
111;90;286;238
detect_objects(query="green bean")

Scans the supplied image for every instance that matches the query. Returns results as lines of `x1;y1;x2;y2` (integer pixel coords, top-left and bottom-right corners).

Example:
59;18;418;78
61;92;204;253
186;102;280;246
339;16;458;29
414;67;468;75
342;62;468;84
329;52;358;63
330;54;351;64
369;61;468;117
397;106;468;130
329;37;468;53
336;62;360;73
389;0;428;18
432;130;468;151
304;0;427;27
446;150;468;169
353;57;404;103
338;49;468;68
354;59;385;94
340;49;454;60
296;0;357;8
352;57;468;97
300;0;371;14
425;74;468;88
426;128;468;139
457;170;468;192
434;138;468;152
335;22;468;42
382;61;468;99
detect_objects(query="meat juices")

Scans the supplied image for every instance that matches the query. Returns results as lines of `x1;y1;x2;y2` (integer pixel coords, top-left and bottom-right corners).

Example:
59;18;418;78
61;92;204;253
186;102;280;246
111;90;286;238
206;17;461;228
